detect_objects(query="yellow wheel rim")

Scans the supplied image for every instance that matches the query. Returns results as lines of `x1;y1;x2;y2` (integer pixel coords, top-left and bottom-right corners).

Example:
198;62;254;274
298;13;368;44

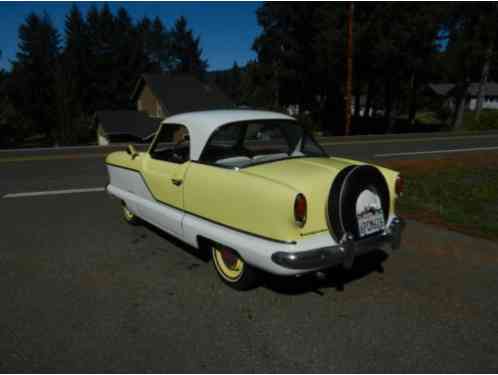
123;204;134;221
213;246;244;281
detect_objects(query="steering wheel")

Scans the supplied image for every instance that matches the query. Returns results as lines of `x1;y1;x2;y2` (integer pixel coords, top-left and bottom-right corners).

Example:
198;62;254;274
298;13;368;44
171;139;188;163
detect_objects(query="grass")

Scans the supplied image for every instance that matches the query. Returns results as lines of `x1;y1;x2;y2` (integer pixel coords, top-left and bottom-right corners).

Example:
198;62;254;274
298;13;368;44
380;153;498;242
415;111;444;125
463;109;498;131
415;109;498;132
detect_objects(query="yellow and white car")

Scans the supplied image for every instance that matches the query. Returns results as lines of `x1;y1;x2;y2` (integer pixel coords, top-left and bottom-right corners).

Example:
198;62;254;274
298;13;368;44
106;110;403;290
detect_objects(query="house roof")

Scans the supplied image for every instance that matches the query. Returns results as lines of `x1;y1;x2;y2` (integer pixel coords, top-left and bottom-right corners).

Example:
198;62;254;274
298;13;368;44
95;110;160;140
428;83;455;96
162;109;295;160
131;74;234;115
428;82;498;97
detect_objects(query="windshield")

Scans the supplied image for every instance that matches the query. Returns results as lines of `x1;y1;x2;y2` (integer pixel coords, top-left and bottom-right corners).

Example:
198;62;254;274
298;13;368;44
199;119;328;168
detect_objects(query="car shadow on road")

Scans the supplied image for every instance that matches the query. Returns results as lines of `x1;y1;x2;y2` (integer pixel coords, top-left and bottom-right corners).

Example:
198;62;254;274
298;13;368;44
262;250;389;295
137;221;389;295
140;221;211;263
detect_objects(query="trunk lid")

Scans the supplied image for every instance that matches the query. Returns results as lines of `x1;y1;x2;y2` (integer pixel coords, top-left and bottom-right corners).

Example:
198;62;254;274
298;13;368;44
242;157;364;236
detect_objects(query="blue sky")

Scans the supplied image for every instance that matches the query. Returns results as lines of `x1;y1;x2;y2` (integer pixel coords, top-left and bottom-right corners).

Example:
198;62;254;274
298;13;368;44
0;1;262;71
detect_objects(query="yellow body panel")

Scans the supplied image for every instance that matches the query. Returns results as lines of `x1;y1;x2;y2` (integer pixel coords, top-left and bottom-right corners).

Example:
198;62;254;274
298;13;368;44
241;157;362;237
183;162;301;242
105;151;144;171
141;154;190;209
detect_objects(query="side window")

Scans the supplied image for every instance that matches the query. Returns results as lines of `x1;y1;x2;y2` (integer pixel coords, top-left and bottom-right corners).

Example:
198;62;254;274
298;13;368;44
150;124;190;164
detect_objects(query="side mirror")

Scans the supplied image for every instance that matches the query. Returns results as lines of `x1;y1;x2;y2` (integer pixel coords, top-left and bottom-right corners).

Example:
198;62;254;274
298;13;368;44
126;144;139;159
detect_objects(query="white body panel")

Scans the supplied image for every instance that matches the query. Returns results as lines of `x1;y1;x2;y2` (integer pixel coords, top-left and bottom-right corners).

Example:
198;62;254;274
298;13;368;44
107;165;183;236
98;134;109;146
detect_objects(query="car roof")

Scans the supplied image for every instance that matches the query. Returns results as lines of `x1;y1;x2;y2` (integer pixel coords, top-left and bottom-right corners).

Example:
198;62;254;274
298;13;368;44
161;109;296;160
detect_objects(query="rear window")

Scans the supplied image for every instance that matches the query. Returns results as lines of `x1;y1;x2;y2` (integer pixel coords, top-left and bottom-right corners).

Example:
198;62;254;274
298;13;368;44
199;120;327;168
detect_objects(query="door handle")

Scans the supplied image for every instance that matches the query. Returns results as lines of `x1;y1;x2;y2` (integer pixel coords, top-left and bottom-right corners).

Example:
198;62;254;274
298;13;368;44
171;178;183;186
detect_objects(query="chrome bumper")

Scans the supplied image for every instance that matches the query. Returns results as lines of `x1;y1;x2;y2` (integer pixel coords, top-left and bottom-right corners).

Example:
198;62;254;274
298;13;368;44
271;218;404;270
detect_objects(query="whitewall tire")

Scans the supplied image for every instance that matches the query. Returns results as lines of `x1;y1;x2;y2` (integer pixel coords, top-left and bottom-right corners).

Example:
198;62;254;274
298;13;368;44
211;243;260;290
122;201;140;225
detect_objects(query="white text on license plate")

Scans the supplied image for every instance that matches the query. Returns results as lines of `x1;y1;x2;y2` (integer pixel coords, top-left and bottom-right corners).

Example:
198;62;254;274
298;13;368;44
358;212;385;237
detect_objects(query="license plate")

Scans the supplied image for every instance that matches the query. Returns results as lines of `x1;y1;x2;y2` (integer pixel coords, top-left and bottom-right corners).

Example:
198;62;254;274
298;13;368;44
357;211;385;237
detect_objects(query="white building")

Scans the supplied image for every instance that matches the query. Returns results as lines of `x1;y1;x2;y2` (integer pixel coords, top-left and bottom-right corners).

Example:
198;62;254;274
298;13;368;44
428;82;498;110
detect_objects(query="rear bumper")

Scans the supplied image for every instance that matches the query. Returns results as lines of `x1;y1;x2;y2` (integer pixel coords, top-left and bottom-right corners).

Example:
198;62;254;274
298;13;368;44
271;217;404;270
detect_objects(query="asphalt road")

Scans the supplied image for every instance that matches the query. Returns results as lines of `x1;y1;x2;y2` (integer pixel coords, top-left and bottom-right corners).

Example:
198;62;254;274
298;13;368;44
2;131;498;197
1;132;498;372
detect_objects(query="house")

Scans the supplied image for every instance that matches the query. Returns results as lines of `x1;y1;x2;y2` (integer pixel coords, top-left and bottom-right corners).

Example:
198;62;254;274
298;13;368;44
95;110;161;145
96;74;234;145
131;74;234;118
427;82;498;110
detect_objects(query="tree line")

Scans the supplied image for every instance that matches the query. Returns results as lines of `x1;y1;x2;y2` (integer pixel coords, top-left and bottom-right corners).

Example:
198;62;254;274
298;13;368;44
213;3;498;135
0;4;207;145
2;3;498;146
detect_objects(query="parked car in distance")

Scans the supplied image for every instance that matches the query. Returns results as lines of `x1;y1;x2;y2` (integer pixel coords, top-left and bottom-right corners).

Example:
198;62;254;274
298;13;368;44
105;110;404;290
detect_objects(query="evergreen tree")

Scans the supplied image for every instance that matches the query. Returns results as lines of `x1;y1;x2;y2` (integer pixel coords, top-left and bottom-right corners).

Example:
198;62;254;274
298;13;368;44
229;62;242;103
171;16;208;79
5;5;212;144
239;60;275;108
252;3;448;134
444;3;498;127
135;16;158;74
12;12;60;139
113;7;138;107
254;4;326;120
84;5;102;113
146;17;173;72
54;4;90;144
85;4;117;111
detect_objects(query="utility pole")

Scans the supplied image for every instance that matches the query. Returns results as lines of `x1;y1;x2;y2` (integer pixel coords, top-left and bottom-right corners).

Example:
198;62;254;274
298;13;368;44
344;2;354;136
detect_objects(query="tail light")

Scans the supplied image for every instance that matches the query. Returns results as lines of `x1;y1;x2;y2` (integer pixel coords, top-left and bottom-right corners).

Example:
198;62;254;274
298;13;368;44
294;194;307;227
395;175;404;197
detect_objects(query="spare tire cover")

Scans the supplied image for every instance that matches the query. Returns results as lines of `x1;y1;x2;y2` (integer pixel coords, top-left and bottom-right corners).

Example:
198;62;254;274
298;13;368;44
328;165;389;241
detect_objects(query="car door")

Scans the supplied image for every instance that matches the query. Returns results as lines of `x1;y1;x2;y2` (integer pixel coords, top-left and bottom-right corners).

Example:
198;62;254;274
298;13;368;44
141;123;191;236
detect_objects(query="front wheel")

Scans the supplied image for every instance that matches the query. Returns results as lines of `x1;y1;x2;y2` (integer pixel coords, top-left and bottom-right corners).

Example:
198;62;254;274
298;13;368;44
211;244;260;290
122;201;140;225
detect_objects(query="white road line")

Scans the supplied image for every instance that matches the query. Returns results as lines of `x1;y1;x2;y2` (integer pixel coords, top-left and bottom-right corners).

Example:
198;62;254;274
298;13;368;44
374;146;498;158
3;187;106;198
0;143;146;153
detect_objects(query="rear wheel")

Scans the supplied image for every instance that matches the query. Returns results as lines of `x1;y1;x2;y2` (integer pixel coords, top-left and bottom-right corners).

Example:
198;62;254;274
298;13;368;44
211;244;260;290
122;201;140;225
